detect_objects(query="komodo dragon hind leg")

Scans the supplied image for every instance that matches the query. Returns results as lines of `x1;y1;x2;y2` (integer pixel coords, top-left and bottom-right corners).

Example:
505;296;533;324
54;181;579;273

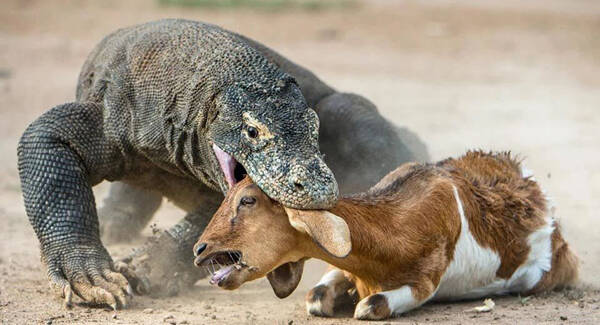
122;192;221;297
99;182;162;244
316;92;429;194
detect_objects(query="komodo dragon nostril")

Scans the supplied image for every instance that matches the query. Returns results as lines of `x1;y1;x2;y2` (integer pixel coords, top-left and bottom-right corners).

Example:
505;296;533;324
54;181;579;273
294;182;304;191
195;243;207;256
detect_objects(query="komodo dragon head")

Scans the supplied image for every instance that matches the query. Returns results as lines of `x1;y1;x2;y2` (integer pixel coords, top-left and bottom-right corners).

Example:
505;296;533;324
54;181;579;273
206;75;338;209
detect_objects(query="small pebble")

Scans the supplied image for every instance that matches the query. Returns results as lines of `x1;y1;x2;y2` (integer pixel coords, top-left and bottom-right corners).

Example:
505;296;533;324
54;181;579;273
211;315;216;320
143;308;154;314
179;321;189;325
560;316;568;321
112;313;117;319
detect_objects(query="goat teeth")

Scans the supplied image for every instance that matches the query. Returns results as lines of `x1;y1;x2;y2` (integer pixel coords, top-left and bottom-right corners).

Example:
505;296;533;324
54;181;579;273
234;264;242;270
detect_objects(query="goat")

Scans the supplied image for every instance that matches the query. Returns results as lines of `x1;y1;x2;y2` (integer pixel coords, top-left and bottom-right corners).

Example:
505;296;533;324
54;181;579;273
193;151;578;320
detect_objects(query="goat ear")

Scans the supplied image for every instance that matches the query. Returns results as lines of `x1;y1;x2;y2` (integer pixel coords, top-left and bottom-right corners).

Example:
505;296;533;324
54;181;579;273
284;207;351;258
266;259;305;298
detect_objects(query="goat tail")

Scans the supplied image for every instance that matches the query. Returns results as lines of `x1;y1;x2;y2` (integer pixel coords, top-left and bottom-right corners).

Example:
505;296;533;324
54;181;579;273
530;228;579;294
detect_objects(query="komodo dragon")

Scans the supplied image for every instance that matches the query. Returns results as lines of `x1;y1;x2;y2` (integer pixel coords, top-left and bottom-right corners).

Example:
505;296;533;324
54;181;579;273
18;19;429;309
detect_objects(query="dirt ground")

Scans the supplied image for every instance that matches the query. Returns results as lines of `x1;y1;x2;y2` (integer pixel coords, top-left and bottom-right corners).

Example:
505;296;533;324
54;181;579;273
1;0;600;323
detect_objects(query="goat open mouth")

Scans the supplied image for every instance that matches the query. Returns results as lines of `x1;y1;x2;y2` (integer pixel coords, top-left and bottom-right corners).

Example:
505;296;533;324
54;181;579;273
195;250;244;286
212;144;247;190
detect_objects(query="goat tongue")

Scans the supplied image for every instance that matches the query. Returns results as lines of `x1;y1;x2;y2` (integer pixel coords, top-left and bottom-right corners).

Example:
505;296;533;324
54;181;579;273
210;265;235;285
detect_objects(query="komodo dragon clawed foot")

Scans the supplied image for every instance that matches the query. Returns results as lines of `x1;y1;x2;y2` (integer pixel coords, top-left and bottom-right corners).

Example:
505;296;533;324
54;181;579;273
44;243;137;310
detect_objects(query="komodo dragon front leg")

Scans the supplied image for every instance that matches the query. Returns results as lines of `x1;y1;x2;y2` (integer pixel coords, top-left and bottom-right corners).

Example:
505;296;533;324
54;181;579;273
18;103;139;308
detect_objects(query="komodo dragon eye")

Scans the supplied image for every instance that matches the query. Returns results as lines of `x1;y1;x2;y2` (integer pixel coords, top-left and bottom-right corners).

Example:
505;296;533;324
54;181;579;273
247;126;258;139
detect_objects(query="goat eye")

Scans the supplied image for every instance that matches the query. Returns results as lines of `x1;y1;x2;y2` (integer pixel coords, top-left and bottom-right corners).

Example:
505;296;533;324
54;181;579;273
247;126;258;139
240;196;256;206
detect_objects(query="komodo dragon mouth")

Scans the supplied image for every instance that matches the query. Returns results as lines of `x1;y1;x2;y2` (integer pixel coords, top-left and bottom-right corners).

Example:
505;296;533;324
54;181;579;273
212;143;247;190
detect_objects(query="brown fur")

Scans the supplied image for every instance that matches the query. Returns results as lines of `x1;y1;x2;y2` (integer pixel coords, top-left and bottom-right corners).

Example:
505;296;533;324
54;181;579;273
438;151;549;278
529;226;579;293
315;179;459;301
195;151;579;319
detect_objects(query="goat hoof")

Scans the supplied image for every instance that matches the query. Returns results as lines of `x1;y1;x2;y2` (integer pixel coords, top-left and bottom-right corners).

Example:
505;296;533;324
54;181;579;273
305;284;335;317
354;294;391;320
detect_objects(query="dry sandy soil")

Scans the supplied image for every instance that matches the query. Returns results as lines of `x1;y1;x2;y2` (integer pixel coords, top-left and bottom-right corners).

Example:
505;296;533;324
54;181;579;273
1;0;600;323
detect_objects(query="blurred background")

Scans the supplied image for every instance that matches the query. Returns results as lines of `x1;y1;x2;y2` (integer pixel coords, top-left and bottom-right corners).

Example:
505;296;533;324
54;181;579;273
1;0;599;323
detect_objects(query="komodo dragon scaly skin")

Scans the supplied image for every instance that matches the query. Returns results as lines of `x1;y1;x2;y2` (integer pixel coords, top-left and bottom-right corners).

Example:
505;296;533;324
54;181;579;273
18;19;341;308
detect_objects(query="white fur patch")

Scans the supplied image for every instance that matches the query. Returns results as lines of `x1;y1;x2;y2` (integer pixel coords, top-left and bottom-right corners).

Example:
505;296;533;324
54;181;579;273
506;216;554;291
512;166;555;290
306;299;323;315
306;269;345;316
354;285;427;318
434;185;503;300
434;185;554;300
316;269;345;287
353;297;375;319
384;286;425;315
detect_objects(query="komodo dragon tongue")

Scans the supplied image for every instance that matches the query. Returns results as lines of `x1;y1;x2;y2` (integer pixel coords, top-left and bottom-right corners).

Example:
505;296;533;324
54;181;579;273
213;143;237;190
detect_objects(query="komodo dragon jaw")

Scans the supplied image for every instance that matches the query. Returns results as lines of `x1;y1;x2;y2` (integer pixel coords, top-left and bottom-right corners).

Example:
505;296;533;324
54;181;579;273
212;143;339;210
207;81;339;209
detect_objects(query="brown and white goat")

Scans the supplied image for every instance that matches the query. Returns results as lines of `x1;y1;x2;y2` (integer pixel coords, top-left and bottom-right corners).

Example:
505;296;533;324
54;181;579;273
193;151;578;320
